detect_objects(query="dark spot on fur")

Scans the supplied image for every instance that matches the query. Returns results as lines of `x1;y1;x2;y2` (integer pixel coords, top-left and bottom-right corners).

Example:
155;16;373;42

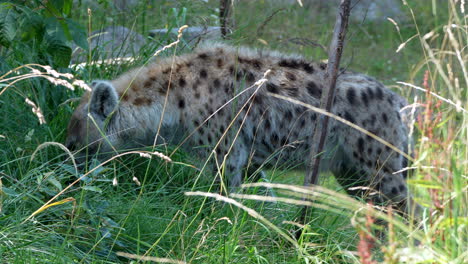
253;94;263;105
366;87;375;100
266;83;279;93
280;136;288;145
178;98;185;109
235;69;245;81
198;53;209;60
198;139;204;145
178;78;186;87
367;147;373;155
158;81;169;93
361;91;369;107
271;133;279;144
306;81;322;98
357;137;364;153
175;64;184;73
195;92;200;99
382;113;388;123
295;106;306;115
207;135;212;144
347;88;356;105
224;83;232;94
391;187;398;195
375;87;384;100
319;63;327;70
216;58;224;68
122;93;129;101
213;78;221;87
285;110;293;119
246;71;255;82
399;185;405;192
144;79;152;88
301;62;314;74
344;111;355;124
162;68;171;74
264;119;271;130
300;118;306;128
311;113;317;121
279;59;300;69
200;69;208;79
134;97;151;106
285;72;297;81
251;59;262;69
229;66;235;75
401;159;408;178
376;148;382;156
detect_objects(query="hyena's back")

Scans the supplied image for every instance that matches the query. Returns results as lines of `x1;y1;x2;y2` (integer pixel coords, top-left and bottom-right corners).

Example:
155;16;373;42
67;43;415;213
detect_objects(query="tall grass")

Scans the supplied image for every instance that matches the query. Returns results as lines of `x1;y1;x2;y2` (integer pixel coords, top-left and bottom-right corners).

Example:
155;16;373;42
0;0;466;263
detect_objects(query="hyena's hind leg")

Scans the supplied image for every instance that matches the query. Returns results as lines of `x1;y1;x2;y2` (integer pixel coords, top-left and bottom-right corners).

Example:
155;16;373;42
331;141;418;217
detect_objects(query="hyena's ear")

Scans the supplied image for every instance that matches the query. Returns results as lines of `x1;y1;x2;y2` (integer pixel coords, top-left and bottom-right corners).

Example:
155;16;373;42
89;81;118;119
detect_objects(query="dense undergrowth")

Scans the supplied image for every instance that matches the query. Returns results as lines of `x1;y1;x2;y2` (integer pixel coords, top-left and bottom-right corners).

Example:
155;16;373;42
0;0;466;263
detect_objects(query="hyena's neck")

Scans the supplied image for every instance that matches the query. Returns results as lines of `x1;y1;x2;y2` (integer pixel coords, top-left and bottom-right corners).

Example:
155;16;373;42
107;67;183;147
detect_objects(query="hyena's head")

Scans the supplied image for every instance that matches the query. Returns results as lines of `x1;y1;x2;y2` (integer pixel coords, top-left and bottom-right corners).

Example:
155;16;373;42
65;81;119;163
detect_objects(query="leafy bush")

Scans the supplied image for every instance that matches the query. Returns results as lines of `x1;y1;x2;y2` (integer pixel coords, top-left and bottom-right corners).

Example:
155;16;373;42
0;0;88;69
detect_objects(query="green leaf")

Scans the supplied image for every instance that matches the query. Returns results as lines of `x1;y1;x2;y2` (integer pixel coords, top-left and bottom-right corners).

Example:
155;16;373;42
45;34;72;67
16;5;45;41
44;0;62;18
66;18;88;50
82;185;103;193
63;0;72;16
0;3;18;47
47;175;63;191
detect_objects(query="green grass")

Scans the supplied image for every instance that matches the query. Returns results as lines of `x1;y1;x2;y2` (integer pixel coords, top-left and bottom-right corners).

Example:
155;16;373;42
0;0;467;263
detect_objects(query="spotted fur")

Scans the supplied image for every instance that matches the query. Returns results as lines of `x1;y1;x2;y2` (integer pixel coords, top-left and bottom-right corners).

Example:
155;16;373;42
66;43;417;214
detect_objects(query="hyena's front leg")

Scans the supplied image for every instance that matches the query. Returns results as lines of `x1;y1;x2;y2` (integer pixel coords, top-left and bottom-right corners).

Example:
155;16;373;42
217;141;249;188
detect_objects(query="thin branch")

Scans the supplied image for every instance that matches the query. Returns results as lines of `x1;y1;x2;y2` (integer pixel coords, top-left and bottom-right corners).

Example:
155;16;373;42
305;0;352;188
220;0;234;39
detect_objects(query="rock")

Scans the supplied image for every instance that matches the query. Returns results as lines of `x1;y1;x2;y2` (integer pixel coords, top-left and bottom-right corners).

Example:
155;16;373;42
149;26;222;43
71;26;147;64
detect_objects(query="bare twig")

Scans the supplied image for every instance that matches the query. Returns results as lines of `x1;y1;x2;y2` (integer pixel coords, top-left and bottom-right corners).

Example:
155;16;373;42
301;0;351;222
220;0;234;39
305;0;351;187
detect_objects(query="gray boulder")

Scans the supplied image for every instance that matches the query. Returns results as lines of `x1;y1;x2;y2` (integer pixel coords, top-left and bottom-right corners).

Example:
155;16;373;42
149;26;222;44
71;26;147;64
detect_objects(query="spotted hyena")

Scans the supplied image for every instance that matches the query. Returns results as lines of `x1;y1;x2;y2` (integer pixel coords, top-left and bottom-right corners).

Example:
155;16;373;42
66;43;417;214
